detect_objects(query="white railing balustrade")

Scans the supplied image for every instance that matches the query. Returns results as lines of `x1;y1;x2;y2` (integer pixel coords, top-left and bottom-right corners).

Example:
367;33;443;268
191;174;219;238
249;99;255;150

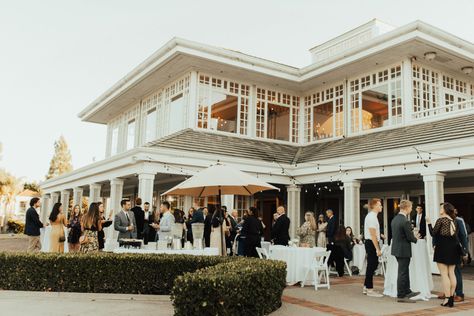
412;98;474;119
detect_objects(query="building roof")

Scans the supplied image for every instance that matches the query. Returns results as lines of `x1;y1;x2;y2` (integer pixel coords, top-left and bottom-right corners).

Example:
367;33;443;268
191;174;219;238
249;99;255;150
17;189;41;197
147;113;474;165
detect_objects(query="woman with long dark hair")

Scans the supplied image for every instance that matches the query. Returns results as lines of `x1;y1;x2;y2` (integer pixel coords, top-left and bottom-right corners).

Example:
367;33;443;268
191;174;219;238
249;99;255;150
241;207;264;257
210;206;228;255
427;202;461;307
79;202;102;253
97;202;112;251
67;204;82;252
49;202;67;253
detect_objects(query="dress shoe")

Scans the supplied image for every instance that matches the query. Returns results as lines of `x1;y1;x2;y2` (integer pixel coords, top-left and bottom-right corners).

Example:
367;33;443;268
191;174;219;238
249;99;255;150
454;296;464;302
406;291;420;299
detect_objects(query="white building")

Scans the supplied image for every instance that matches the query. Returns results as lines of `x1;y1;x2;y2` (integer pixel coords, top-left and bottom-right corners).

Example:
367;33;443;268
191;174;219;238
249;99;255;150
40;20;474;248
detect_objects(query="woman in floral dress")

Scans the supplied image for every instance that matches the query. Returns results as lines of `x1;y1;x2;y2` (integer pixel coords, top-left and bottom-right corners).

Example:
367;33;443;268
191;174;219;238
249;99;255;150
297;212;317;247
79;202;101;253
317;214;328;247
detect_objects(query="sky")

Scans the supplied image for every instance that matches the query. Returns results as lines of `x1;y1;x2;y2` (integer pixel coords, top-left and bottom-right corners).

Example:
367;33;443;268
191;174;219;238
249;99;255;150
0;0;473;182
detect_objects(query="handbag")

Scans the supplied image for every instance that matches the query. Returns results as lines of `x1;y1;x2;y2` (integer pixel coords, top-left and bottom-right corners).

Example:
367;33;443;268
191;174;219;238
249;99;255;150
59;236;66;243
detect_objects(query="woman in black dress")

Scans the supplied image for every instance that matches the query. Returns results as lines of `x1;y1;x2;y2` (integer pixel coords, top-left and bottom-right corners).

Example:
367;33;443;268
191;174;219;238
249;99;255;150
241;207;263;257
427;202;460;307
67;205;82;252
97;202;112;250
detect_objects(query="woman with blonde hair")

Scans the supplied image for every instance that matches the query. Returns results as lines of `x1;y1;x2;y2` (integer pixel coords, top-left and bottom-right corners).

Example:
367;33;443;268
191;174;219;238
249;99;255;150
79;202;101;253
67;204;82;252
297;211;317;247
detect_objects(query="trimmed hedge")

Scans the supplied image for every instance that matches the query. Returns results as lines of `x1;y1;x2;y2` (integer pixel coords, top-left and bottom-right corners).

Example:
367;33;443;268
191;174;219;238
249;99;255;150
171;258;287;316
0;252;230;294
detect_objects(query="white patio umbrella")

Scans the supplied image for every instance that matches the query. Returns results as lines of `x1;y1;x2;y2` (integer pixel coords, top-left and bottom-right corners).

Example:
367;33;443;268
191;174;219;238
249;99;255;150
162;163;279;255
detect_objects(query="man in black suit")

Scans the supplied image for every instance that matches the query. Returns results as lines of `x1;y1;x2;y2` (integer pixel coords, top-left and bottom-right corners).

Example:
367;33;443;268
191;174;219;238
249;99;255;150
410;204;426;239
391;200;420;302
271;206;290;246
203;207;212;247
24;197;46;252
326;209;337;243
131;198;144;239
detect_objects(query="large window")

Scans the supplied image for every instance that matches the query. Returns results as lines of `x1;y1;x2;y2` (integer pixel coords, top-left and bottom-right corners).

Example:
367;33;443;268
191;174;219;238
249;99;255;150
169;93;186;134
304;84;344;141
256;88;299;142
145;109;157;143
349;65;402;133
111;127;119;155
198;75;250;135
126;120;135;150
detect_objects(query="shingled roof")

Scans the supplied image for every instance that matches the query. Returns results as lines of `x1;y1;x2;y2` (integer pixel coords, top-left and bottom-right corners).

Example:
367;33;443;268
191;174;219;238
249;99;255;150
147;113;474;165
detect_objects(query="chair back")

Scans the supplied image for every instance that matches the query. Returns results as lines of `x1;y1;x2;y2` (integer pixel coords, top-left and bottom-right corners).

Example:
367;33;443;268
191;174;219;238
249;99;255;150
314;250;331;268
256;247;267;259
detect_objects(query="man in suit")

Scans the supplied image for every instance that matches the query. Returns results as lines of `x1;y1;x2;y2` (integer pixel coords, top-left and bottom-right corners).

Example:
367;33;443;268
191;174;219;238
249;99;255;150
326;209;337;243
203;207;212;247
411;204;426;239
453;209;469;302
114;199;137;240
391;200;420;302
131;197;144;239
151;201;175;240
24;197;46;252
271;206;290;246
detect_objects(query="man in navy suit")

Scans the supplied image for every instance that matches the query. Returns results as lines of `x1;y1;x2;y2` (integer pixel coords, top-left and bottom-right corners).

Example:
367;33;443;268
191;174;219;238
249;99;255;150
24;197;46;252
326;209;337;243
410;204;426;239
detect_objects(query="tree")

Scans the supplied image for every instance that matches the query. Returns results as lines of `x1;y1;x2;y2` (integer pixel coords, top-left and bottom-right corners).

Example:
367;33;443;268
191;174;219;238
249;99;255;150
46;136;73;180
23;181;41;193
0;169;21;231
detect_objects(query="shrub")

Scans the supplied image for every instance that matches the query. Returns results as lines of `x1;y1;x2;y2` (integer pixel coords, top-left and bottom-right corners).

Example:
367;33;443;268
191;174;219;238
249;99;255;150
171;258;287;316
0;252;230;294
7;219;24;234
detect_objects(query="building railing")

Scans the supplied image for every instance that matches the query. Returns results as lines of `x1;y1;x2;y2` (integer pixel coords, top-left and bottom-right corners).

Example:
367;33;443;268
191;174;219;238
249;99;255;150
412;98;474;119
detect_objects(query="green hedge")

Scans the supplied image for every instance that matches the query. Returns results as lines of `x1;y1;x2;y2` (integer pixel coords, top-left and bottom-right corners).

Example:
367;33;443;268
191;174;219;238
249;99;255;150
0;252;230;294
171;258;287;316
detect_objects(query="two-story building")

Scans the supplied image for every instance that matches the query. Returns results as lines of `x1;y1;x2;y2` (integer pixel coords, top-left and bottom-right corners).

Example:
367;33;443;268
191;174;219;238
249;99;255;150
40;19;474;249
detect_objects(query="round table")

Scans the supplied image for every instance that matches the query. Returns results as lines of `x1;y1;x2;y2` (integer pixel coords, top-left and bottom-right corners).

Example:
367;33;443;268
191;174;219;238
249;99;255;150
352;243;366;275
269;245;326;285
383;239;433;300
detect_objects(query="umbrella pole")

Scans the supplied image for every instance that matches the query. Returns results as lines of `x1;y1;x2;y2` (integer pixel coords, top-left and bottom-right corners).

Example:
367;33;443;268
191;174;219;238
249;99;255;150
218;188;225;256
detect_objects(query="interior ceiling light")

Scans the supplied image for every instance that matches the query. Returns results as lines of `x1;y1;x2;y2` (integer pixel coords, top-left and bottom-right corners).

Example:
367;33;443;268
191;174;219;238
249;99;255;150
424;52;437;61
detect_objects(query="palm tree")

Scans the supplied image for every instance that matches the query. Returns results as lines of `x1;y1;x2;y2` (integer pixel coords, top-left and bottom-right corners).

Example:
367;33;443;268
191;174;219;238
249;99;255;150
0;169;21;232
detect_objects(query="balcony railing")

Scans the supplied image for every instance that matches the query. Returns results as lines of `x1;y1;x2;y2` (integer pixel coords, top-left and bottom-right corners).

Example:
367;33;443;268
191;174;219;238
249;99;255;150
412;98;474;119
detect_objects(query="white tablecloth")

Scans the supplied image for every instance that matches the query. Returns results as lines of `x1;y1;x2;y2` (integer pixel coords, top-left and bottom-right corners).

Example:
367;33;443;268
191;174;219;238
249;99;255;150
269;245;326;284
40;226;69;253
113;247;219;256
383;239;433;300
352;244;366;275
261;241;271;254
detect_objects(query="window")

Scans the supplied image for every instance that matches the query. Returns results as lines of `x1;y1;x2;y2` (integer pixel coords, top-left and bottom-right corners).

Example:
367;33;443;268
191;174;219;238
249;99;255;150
267;103;290;141
350;65;402;133
111;127;119;155
234;195;250;220
198;75;249;135
169;93;185;134
126;120;135;150
304;83;344;141
161;195;184;210
145;109;157;143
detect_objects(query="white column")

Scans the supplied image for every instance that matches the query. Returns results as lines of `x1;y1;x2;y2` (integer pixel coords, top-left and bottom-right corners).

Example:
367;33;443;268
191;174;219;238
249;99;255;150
50;192;60;204
286;184;302;240
343;180;361;236
40;194;51;224
187;70;198;129
138;173;155;206
221;195;234;213
72;187;83;208
247;85;257;137
60;190;71;219
423;172;445;274
183;196;193;213
89;183;101;204
104;178;124;251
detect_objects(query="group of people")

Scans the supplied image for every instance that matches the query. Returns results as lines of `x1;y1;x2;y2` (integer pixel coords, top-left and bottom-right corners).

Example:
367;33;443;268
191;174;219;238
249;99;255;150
363;198;469;308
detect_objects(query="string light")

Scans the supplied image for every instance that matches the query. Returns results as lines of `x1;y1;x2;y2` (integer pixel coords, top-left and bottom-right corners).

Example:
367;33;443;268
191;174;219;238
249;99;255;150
458;158;461;165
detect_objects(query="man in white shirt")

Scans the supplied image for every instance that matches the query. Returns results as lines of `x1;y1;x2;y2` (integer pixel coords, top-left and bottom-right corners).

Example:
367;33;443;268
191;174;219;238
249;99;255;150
151;201;175;240
363;198;383;298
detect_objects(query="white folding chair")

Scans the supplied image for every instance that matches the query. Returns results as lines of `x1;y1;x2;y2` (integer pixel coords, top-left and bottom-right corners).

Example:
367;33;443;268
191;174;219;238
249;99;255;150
301;250;331;291
256;247;269;259
379;244;389;276
344;258;352;276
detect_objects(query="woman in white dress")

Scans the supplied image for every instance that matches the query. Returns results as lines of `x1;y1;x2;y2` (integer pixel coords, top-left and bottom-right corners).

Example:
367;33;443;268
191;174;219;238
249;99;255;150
210;207;229;256
316;214;327;247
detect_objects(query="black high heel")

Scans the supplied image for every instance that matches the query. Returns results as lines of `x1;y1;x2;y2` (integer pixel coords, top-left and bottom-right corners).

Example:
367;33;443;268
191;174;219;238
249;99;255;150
441;296;454;307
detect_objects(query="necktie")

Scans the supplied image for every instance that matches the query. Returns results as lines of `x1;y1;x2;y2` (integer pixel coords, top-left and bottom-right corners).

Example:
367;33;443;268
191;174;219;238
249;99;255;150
126;212;130;225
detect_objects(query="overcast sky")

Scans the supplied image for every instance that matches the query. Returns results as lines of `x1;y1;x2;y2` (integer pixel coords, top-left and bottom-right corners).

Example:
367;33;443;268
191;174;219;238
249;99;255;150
0;0;473;182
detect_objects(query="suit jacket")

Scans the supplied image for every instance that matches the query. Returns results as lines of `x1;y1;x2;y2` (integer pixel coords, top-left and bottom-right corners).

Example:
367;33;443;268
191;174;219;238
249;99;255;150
114;210;137;241
326;216;337;243
191;209;205;224
158;211;175;240
411;212;426;238
391;213;417;258
456;217;468;250
131;206;144;237
24;207;43;236
271;214;290;245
